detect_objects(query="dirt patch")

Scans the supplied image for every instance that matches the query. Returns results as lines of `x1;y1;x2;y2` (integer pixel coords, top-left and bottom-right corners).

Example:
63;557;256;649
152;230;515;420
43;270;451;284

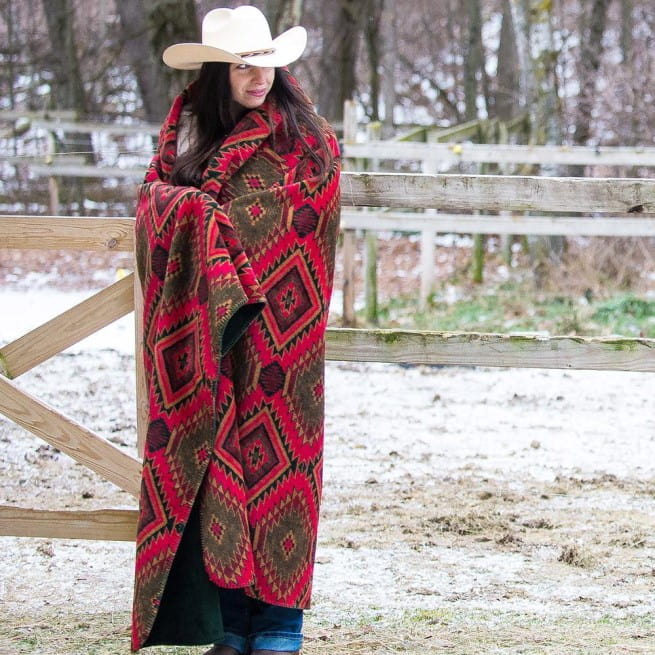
2;356;655;654
1;247;655;654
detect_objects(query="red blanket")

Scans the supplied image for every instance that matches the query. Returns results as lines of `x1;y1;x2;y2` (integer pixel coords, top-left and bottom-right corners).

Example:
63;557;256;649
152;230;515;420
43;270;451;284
132;84;341;650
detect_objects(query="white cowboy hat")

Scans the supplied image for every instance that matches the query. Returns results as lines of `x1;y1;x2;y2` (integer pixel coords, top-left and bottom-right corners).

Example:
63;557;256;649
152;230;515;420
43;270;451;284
162;5;307;70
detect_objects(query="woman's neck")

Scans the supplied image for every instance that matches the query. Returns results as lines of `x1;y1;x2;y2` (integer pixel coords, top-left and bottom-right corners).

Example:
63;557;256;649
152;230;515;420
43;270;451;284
230;100;248;125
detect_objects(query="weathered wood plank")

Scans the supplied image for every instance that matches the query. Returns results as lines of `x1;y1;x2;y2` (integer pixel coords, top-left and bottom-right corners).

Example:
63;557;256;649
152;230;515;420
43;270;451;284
0;274;135;379
134;270;148;459
0;375;141;497
340;209;655;236
340;172;655;213
325;328;655;372
341;229;357;327
0;216;135;251
11;173;655;214
33;119;158;136
426;118;487;142
0;109;78;121
344;141;655;167
30;163;144;179
0;506;138;541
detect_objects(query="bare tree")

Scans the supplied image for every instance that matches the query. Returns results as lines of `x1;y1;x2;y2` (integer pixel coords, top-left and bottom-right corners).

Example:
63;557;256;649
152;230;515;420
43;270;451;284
380;2;397;135
41;0;89;114
115;0;198;123
511;0;563;149
265;0;304;33
316;0;366;123
510;0;565;285
620;0;633;64
362;0;385;123
464;0;484;121
40;0;94;213
0;1;19;109
573;0;613;146
494;0;520;121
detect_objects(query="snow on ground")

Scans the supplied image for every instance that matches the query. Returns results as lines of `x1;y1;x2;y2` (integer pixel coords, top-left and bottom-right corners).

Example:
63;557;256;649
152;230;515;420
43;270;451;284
1;283;655;652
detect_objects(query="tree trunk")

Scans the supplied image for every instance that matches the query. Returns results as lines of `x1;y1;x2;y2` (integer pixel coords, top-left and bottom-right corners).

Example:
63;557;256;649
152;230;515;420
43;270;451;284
380;2;397;136
41;0;88;114
464;0;483;121
41;0;91;213
2;3;18;109
510;0;565;287
572;0;612;146
316;0;366;123
620;1;637;147
115;0;198;123
620;0;633;64
494;0;519;121
363;0;384;122
265;0;304;32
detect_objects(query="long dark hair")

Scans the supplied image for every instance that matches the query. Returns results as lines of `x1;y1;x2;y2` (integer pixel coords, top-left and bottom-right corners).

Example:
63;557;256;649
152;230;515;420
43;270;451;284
170;63;334;187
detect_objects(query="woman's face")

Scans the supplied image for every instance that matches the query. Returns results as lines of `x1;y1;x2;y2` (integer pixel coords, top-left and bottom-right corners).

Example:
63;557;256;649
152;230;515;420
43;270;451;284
229;64;275;109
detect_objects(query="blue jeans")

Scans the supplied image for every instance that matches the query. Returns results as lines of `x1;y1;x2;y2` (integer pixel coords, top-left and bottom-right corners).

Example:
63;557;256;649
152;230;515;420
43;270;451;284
217;587;303;653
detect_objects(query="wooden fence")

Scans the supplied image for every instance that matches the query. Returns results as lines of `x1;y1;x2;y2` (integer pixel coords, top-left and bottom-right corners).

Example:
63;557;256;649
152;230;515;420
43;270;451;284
339;207;655;321
343;140;655;170
1;171;655;545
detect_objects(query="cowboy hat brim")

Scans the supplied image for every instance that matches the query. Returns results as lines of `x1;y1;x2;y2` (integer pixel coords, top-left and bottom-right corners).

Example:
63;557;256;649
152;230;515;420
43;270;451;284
163;25;307;70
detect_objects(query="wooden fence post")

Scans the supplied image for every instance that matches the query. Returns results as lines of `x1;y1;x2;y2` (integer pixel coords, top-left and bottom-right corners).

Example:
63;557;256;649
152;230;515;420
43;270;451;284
342;228;357;327
419;228;436;310
364;231;378;324
419;158;438;311
46;132;59;215
364;122;381;325
134;267;147;459
342;99;359;326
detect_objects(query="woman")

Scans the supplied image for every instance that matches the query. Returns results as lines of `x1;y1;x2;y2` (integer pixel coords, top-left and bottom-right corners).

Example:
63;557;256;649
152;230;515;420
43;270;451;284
131;6;341;655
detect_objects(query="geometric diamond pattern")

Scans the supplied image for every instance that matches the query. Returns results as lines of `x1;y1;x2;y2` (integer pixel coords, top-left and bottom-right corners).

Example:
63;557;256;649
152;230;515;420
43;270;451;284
239;407;291;496
154;319;202;407
262;249;322;351
131;75;341;651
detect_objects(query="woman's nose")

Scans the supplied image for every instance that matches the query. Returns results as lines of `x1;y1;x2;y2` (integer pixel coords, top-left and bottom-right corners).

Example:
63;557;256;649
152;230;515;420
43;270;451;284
251;67;268;83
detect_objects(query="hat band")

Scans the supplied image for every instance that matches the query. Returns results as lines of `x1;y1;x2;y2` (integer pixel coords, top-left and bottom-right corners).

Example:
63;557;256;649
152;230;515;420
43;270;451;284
238;48;276;59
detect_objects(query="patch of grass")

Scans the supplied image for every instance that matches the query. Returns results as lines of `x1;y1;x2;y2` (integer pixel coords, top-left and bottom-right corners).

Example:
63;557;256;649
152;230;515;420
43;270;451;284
305;608;655;654
426;512;508;536
369;282;655;337
405;608;455;625
557;543;595;567
0;610;198;655
4;599;655;655
592;294;655;335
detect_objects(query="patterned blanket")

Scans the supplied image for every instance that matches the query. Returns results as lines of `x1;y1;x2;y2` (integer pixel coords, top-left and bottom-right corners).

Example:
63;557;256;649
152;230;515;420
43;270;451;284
131;83;341;650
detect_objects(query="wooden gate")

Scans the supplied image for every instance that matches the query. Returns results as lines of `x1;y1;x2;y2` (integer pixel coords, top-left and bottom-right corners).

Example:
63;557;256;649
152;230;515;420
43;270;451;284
1;171;655;543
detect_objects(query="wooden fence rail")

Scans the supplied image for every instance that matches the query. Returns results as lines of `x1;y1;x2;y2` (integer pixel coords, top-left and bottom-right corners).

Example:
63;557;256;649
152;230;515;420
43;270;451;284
341;172;655;213
1;171;655;544
343;141;655;169
340;209;655;236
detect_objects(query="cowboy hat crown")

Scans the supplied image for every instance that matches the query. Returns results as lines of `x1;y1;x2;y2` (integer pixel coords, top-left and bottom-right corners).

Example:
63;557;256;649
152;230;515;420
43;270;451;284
163;5;307;70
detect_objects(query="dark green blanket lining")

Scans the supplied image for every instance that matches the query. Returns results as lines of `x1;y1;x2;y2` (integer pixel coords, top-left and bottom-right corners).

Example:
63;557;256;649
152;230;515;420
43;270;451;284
144;301;264;647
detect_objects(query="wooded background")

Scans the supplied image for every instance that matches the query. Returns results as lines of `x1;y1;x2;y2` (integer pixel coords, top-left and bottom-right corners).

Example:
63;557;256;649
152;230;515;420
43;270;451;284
1;0;654;148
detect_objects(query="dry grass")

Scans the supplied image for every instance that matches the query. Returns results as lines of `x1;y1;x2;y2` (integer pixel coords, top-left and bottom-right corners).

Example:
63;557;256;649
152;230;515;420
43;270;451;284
3;608;654;655
2;238;655;654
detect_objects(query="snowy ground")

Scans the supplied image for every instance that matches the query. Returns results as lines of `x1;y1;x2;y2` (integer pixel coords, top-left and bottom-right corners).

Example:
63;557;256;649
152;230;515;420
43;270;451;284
1;276;655;654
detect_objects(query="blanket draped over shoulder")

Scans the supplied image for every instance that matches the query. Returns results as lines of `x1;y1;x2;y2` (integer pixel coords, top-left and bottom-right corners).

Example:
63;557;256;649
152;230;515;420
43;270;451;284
131;83;341;651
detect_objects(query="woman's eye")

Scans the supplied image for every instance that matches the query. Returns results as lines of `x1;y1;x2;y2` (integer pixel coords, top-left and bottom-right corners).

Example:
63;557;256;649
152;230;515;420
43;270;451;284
236;64;249;70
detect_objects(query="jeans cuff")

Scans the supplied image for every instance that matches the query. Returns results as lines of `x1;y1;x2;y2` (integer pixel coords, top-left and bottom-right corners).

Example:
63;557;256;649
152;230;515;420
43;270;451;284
220;631;249;654
249;631;303;652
